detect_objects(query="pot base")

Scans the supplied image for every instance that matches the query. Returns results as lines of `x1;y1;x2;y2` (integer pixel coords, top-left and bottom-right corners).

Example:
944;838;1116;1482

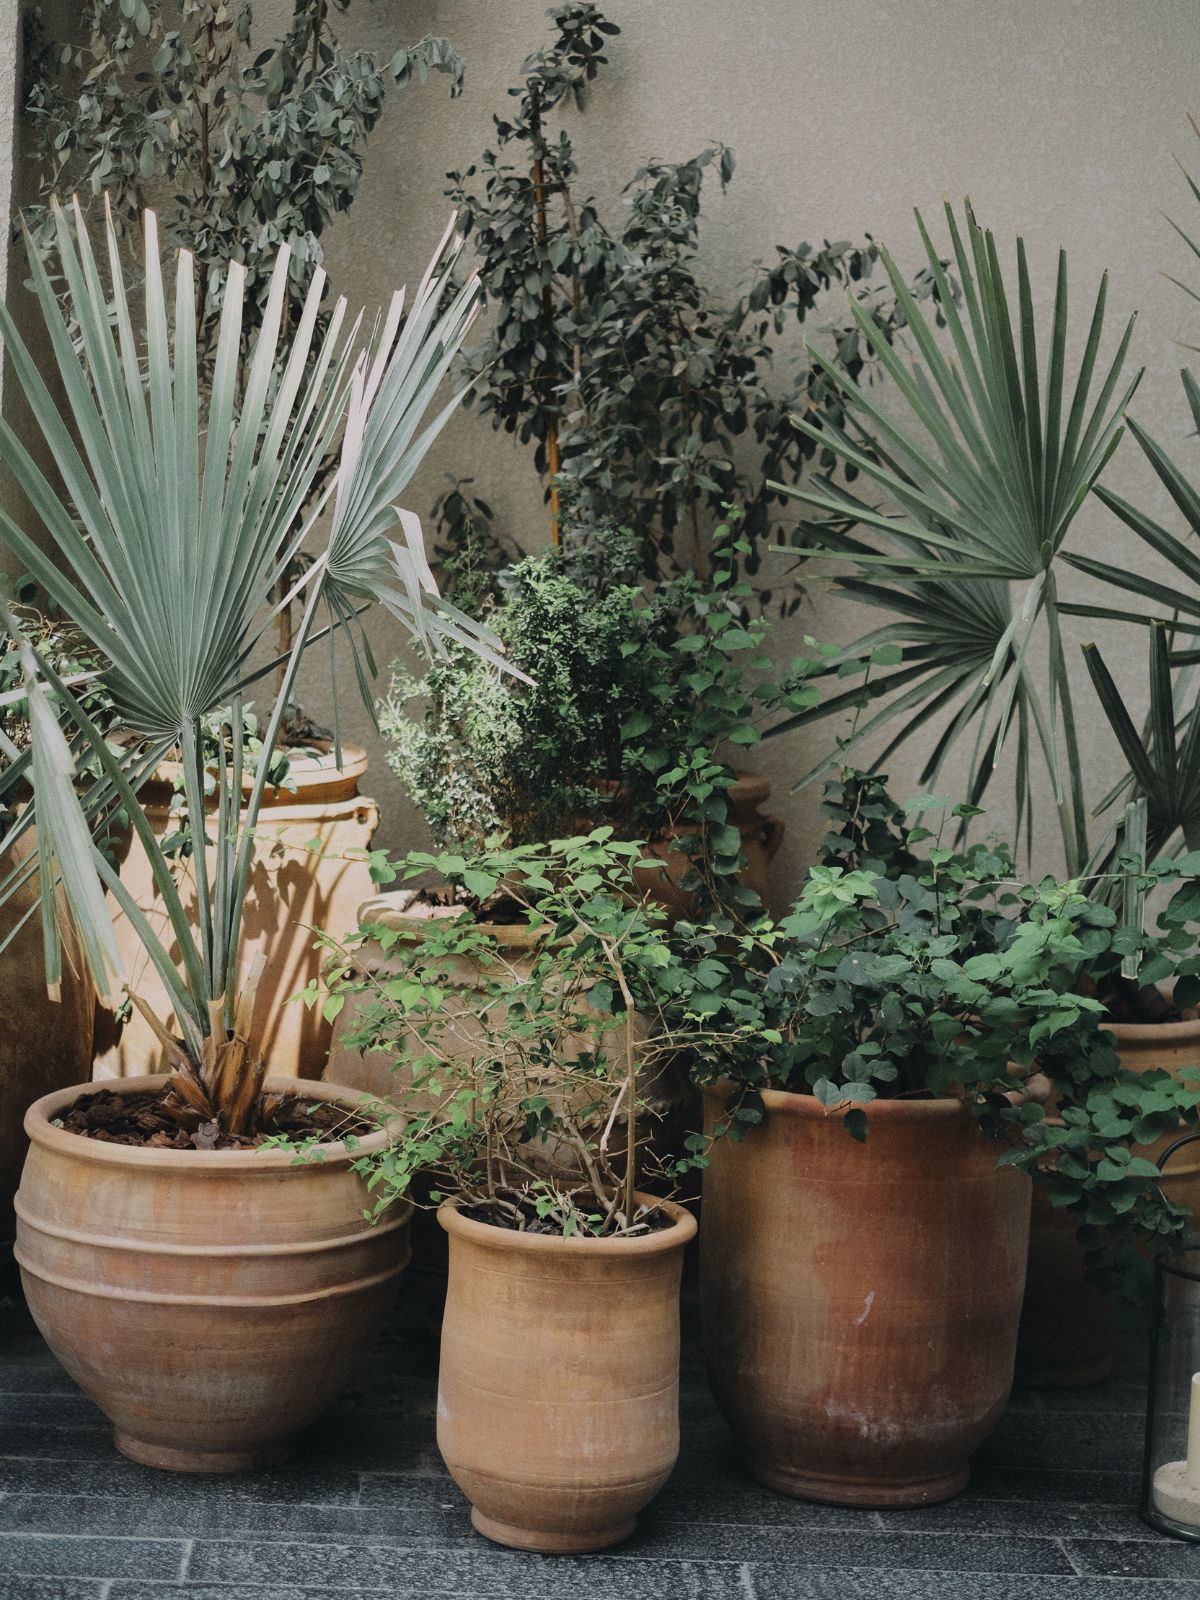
751;1459;970;1508
470;1507;636;1554
114;1431;293;1475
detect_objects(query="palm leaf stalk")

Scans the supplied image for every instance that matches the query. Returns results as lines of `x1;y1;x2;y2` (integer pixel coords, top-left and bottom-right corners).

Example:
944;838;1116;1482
765;200;1141;877
0;200;513;1135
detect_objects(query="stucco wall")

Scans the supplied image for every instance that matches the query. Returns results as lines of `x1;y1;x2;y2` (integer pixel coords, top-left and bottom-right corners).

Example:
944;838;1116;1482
9;0;1200;901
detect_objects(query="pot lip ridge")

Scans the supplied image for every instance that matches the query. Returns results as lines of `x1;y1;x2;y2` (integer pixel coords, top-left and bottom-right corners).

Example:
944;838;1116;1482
23;1073;395;1172
437;1192;697;1255
701;1079;979;1121
1105;1015;1200;1046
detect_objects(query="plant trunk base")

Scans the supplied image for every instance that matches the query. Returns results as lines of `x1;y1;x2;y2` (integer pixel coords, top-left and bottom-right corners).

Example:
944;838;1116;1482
470;1507;636;1553
114;1431;292;1474
750;1460;970;1508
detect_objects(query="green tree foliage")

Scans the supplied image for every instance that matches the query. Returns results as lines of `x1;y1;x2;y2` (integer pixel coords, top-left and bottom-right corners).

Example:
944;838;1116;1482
447;2;939;599
22;0;464;364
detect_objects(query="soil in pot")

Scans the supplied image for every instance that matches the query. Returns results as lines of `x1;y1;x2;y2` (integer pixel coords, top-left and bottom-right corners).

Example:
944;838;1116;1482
15;1074;411;1472
436;1194;696;1552
701;1085;1031;1507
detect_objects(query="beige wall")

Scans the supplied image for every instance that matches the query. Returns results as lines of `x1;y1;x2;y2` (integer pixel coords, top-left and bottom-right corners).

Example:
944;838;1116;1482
11;0;1200;899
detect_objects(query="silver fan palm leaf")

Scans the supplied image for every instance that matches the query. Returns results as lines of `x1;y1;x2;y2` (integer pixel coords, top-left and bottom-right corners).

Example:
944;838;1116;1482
0;201;509;1098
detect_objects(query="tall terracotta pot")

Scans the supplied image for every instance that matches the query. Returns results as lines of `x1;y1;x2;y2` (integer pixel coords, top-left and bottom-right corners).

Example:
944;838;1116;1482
93;743;379;1082
0;829;94;1242
437;1195;696;1552
701;1086;1031;1506
1016;1018;1200;1388
15;1074;411;1472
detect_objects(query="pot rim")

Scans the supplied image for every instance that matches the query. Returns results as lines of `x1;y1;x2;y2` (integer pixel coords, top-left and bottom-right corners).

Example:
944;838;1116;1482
354;891;547;952
1104;1016;1200;1045
437;1193;697;1255
23;1073;393;1172
702;1081;978;1122
151;737;368;782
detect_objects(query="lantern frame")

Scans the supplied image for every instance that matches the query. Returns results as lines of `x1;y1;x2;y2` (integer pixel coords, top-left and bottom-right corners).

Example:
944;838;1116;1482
1141;1129;1200;1542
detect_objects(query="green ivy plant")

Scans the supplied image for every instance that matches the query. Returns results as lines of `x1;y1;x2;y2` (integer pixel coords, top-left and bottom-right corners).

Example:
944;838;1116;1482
381;518;825;914
309;831;711;1236
446;2;940;598
672;778;1200;1313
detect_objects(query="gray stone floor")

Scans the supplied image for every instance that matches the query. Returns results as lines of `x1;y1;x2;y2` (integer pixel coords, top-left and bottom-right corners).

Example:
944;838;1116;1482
0;1268;1195;1600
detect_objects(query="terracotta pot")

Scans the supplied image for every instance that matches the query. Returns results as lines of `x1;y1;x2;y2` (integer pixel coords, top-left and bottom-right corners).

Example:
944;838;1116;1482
15;1074;411;1472
1017;1017;1200;1388
0;829;94;1242
633;770;786;919
324;892;695;1163
436;1195;696;1552
701;1085;1031;1506
94;742;379;1082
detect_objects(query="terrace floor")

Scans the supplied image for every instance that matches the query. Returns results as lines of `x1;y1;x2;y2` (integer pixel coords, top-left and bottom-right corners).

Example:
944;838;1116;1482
0;1263;1193;1600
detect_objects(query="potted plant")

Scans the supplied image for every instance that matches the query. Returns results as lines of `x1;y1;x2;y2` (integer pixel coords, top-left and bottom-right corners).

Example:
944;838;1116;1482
0;202;510;1471
677;777;1200;1506
23;1;468;1083
377;518;818;924
1012;829;1200;1385
315;832;701;1552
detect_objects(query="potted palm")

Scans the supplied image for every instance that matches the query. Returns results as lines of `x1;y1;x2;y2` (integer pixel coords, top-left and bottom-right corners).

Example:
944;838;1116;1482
0;201;511;1472
679;780;1200;1505
317;833;699;1553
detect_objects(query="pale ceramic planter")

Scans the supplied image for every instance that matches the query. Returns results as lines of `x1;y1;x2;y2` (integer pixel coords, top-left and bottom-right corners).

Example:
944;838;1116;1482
94;742;379;1082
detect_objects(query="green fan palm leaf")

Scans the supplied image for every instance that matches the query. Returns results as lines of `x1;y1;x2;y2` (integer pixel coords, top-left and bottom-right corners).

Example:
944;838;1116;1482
1063;367;1200;857
768;201;1140;875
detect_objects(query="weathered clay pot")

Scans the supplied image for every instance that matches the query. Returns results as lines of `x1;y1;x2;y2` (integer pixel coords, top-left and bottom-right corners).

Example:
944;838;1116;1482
324;892;694;1156
0;829;94;1242
94;742;379;1082
437;1195;696;1551
15;1073;411;1472
632;770;786;919
701;1086;1031;1506
1016;1017;1200;1388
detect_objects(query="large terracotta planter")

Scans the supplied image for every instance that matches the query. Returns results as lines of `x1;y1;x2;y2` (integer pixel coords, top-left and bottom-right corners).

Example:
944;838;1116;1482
94;742;379;1082
15;1074;411;1472
0;829;94;1242
701;1086;1031;1506
436;1195;695;1552
1017;1017;1200;1388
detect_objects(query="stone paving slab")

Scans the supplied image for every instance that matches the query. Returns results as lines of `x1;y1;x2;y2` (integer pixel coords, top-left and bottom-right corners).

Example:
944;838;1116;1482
1;1293;1196;1599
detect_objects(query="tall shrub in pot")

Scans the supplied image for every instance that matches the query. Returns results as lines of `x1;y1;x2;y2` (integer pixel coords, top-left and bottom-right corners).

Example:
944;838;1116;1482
0;203;511;1471
316;833;703;1553
678;782;1200;1506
